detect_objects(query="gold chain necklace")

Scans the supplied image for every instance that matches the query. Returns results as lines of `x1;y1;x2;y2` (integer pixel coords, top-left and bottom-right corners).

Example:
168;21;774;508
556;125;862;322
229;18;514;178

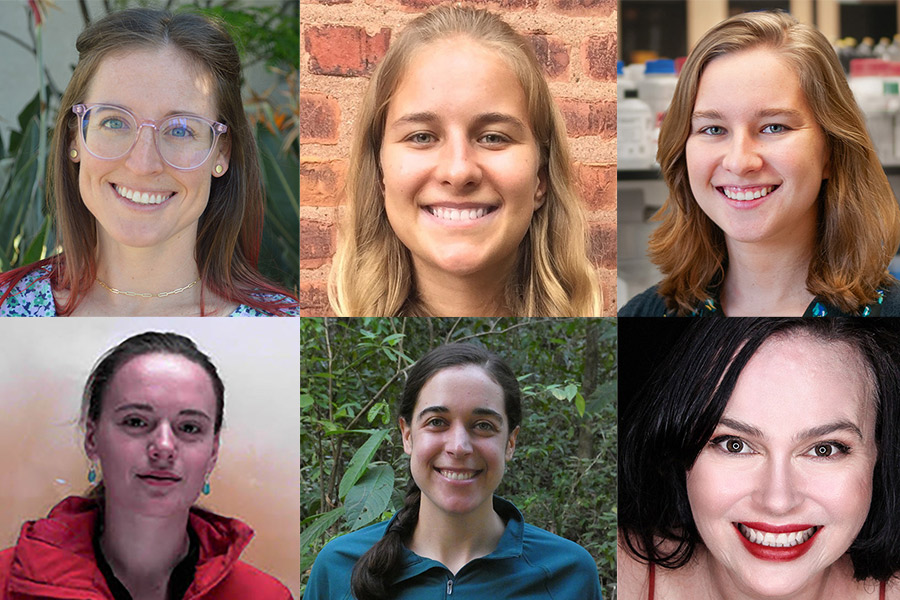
96;278;200;298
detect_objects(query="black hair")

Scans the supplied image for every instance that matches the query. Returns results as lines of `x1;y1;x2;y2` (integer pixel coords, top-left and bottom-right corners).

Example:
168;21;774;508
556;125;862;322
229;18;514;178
350;343;522;600
619;318;900;581
83;331;225;434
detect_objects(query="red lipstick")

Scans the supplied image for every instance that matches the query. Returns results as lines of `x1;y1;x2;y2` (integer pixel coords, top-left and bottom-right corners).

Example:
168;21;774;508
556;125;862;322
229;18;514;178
735;522;820;561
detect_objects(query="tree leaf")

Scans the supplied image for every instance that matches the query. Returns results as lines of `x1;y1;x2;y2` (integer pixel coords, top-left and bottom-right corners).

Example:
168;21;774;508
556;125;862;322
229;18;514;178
300;506;345;550
343;464;395;531
338;429;389;499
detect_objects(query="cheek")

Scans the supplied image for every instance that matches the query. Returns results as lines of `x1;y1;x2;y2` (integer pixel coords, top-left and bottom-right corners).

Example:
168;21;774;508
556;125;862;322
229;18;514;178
686;459;747;530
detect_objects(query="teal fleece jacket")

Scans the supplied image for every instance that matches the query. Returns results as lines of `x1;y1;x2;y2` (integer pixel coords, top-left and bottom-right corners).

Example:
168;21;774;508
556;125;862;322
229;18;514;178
304;496;601;600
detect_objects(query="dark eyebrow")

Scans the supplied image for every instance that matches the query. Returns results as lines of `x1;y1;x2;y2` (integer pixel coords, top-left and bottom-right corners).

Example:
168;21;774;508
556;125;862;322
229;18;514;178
114;403;211;422
718;418;863;441
416;405;504;425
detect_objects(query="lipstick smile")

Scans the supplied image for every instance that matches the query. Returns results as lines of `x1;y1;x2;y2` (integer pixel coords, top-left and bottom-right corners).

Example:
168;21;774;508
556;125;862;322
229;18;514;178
735;522;821;561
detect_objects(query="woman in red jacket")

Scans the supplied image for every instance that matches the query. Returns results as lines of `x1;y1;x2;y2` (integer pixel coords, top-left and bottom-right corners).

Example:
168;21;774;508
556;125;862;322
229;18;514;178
0;332;291;599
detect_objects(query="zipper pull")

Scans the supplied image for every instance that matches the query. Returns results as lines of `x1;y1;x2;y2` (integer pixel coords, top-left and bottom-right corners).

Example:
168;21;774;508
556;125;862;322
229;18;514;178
447;578;453;595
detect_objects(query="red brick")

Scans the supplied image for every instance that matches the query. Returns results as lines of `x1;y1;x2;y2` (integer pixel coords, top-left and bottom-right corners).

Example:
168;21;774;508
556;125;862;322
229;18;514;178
398;0;536;8
301;159;348;207
557;99;615;138
300;93;340;145
526;34;570;82
589;222;616;270
584;34;616;82
299;280;331;316
305;25;390;77
550;0;615;17
575;163;615;211
300;220;336;270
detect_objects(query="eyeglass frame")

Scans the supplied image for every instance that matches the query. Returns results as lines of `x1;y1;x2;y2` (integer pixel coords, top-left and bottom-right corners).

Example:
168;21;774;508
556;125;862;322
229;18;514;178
71;103;228;171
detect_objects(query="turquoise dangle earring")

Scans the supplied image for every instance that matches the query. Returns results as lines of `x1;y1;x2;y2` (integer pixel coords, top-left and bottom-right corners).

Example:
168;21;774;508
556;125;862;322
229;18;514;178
202;476;210;495
88;463;97;484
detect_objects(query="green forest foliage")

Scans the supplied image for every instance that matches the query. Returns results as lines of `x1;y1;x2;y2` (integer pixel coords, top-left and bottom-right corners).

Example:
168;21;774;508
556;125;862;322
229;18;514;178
301;318;617;599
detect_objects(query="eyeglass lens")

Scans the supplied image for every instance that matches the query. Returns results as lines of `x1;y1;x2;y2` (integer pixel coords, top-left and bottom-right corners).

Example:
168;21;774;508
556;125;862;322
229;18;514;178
80;105;215;169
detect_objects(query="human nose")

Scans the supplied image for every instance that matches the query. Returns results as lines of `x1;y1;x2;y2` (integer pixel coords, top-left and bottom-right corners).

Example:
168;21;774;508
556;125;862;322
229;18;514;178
435;134;482;189
751;456;803;515
446;424;473;456
721;131;763;175
148;421;176;463
124;124;165;173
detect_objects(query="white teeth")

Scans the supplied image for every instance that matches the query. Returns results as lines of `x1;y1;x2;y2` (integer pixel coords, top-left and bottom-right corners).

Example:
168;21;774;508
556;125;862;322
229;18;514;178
738;524;817;548
722;186;775;201
439;469;477;480
428;206;490;221
115;184;172;205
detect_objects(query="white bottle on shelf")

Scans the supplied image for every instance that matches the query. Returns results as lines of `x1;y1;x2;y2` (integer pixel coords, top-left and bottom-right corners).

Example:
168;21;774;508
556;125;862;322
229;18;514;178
617;60;637;103
637;59;679;128
849;58;895;163
617;89;655;171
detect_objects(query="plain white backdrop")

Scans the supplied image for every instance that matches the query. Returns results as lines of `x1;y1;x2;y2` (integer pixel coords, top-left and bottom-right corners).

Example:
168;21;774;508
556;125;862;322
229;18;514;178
0;317;300;596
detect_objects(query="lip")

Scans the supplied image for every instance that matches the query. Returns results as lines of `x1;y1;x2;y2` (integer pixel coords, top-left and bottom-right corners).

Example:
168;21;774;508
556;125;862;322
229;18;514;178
111;183;176;208
735;522;821;561
136;470;182;486
716;184;780;209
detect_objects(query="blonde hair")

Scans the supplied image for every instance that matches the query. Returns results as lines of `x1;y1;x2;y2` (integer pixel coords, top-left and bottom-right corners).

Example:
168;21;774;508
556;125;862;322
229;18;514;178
650;10;900;315
328;4;600;316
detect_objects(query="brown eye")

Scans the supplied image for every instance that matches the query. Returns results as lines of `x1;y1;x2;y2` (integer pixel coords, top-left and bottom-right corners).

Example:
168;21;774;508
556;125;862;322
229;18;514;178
726;439;744;453
815;444;831;457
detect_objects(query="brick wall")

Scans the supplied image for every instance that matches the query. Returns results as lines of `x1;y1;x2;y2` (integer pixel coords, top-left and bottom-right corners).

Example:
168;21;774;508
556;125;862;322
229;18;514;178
300;0;617;316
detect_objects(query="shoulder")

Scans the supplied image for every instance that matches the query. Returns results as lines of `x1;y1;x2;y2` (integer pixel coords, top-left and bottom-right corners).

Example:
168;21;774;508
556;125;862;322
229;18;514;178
619;285;668;317
875;280;900;316
616;537;650;600
305;521;390;600
0;265;55;316
210;561;293;599
231;293;299;317
520;522;601;598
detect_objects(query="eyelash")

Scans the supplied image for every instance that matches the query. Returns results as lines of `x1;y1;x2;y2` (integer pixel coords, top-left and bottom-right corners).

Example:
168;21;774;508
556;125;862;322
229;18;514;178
709;435;852;459
402;132;511;145
424;418;498;432
121;417;204;436
696;124;790;136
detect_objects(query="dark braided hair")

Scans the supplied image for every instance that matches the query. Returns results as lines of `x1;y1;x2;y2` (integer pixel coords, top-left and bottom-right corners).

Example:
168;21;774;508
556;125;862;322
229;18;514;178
350;343;522;600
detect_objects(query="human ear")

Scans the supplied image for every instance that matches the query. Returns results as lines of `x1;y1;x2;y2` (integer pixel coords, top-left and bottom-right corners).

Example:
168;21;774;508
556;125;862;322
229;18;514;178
84;420;99;461
212;135;231;177
534;168;547;211
399;417;413;455
205;435;220;478
505;425;519;461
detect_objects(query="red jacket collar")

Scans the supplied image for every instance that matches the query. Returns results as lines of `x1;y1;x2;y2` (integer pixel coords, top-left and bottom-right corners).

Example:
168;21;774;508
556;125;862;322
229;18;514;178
6;496;255;599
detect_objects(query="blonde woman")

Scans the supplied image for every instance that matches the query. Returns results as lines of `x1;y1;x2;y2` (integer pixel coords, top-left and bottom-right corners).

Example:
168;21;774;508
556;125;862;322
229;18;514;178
328;6;600;317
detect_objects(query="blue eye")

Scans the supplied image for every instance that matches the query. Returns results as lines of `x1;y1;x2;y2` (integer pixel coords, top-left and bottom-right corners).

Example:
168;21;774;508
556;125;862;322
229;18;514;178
762;124;787;134
101;118;127;130
700;125;725;136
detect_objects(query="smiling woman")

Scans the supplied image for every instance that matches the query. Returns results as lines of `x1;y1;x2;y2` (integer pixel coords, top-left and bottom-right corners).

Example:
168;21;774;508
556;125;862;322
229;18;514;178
0;8;298;317
328;5;600;317
304;343;602;599
618;319;900;600
619;11;900;317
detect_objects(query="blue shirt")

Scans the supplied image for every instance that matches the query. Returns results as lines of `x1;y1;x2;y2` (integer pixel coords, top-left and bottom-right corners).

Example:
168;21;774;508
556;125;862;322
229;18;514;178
304;496;602;600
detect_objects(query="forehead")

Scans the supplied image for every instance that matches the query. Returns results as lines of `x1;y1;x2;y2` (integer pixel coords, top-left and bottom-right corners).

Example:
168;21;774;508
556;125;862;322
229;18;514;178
103;353;216;415
84;45;216;118
724;333;875;436
694;48;812;116
415;365;506;417
386;36;529;123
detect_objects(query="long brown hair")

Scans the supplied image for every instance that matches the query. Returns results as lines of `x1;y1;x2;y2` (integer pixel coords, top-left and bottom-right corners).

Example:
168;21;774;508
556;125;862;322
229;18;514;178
0;8;296;315
650;11;900;315
328;4;600;317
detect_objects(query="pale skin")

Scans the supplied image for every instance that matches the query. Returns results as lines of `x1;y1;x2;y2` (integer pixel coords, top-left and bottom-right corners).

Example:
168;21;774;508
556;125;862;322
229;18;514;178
60;46;235;316
84;354;219;600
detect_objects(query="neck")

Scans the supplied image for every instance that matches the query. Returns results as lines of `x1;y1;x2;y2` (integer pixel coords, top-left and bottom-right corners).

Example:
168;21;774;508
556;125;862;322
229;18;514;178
412;261;513;317
721;235;814;316
409;495;506;575
100;504;191;598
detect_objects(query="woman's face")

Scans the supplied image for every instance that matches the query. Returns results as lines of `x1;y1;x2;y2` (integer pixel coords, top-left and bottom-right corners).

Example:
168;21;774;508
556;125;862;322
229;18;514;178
686;334;877;597
399;365;518;518
685;48;829;251
380;37;545;283
71;46;229;252
85;353;219;518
